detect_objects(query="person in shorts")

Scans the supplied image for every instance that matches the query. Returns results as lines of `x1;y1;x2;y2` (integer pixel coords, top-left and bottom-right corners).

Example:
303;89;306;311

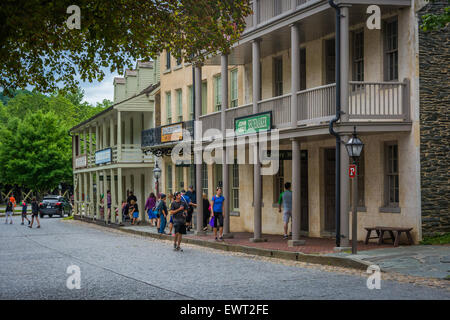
129;199;140;225
157;194;168;234
278;182;292;240
211;187;225;241
20;200;30;225
170;192;186;251
29;197;41;228
4;200;14;224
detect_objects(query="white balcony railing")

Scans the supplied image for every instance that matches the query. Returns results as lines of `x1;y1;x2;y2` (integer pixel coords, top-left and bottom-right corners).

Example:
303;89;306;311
258;94;291;127
297;83;336;125
85;144;154;168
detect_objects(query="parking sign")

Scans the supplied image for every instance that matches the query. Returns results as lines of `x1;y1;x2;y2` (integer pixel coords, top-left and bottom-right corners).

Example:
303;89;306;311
349;164;356;178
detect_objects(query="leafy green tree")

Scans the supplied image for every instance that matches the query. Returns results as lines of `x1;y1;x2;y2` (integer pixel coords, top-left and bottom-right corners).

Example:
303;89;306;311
420;1;450;31
0;0;252;95
0;111;72;193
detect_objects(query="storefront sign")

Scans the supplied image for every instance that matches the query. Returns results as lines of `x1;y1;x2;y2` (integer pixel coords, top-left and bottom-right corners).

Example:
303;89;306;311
234;111;272;136
265;150;292;161
74;154;87;168
161;123;183;143
95;148;112;165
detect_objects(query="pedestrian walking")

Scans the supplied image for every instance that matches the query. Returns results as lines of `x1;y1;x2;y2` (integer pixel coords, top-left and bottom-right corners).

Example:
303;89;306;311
157;194;168;234
29;197;41;228
145;192;157;227
168;193;175;236
170;192;186;251
127;190;137;204
181;189;196;232
129;199;140;225
210;187;225;241
9;194;16;208
20;200;30;225
278;182;293;240
106;190;112;221
202;193;210;231
4;200;14;224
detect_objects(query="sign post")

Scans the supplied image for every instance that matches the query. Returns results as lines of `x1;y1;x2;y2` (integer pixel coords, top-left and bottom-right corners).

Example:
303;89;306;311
350;163;358;254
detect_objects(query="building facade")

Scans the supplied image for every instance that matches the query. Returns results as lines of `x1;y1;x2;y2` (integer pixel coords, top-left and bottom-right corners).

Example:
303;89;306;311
71;61;159;223
140;0;443;245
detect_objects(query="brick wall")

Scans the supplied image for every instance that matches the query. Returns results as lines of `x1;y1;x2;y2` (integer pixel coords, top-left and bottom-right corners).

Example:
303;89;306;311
419;2;450;235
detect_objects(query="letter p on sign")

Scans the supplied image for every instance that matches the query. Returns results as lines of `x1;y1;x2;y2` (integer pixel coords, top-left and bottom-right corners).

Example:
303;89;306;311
349;164;356;178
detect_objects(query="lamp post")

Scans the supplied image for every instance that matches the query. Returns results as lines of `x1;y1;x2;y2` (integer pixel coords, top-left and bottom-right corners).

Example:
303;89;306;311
345;126;364;254
153;161;162;198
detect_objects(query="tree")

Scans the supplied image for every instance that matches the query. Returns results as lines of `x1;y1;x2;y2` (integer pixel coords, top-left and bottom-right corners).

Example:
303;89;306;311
0;0;252;95
0;111;72;193
420;1;450;31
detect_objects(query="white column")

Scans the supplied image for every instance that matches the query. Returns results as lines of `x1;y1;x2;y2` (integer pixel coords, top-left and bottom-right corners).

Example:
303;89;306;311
89;172;94;218
110;168;116;223
103;170;108;223
117;111;122;162
117;168;123;224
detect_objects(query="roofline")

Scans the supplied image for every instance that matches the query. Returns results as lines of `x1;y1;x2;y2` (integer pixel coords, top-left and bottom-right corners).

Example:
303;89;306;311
69;81;160;133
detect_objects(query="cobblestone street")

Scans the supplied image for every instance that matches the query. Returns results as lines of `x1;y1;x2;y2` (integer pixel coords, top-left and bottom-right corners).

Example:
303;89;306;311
1;217;449;300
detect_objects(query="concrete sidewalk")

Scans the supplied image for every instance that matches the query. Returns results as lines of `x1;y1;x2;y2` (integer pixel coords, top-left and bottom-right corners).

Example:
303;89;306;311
327;245;450;280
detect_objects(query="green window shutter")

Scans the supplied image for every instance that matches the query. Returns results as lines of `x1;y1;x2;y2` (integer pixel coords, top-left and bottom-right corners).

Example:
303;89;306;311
177;89;182;122
166;92;172;124
214;76;221;111
201;82;207;115
188;86;194;120
230;69;238;108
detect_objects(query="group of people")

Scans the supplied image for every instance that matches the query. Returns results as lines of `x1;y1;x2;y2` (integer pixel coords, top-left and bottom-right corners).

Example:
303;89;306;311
3;194;41;228
139;186;226;251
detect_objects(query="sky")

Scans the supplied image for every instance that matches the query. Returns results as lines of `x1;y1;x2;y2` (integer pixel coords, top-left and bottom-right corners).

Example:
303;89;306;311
80;71;118;105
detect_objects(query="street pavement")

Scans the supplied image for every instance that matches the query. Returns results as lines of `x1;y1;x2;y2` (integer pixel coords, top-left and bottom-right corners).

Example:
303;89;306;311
1;216;449;300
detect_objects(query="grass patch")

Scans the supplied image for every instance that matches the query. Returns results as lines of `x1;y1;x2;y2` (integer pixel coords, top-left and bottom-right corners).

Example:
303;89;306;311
445;275;450;281
420;232;450;245
62;216;74;221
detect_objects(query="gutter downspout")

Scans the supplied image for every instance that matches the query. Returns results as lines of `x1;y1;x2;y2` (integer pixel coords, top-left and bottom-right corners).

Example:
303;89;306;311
328;0;341;247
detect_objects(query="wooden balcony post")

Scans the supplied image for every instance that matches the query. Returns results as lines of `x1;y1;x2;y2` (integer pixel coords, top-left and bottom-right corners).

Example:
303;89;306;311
117;111;122;162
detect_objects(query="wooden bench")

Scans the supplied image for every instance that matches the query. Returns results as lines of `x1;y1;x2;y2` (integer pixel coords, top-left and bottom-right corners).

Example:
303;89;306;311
364;226;414;247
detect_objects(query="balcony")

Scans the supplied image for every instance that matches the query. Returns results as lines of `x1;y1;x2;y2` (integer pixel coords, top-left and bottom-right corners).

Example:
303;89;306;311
243;0;316;34
199;80;410;134
76;145;154;169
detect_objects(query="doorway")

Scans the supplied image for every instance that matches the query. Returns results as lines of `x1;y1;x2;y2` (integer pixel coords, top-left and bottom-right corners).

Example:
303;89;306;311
324;148;336;233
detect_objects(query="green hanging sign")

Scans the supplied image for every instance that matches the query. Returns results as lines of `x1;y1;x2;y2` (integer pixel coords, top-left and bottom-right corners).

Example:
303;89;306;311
234;111;272;136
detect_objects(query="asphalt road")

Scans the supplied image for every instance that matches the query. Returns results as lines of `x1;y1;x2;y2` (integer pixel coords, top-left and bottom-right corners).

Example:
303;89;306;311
1;216;449;300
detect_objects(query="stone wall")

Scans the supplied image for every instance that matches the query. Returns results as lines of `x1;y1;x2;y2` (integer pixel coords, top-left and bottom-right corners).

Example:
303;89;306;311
419;2;450;235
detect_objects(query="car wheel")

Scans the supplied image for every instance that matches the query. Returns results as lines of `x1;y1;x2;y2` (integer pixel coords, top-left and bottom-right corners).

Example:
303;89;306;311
49;214;53;218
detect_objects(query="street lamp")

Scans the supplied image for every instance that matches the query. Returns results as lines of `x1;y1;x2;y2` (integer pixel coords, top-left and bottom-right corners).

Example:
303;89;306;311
345;126;364;254
153;162;162;197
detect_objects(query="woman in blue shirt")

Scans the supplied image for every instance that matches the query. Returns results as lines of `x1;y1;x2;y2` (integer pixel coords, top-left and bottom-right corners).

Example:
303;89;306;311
210;187;225;241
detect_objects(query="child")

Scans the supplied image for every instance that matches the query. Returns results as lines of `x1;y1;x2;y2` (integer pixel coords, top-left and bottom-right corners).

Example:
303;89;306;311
29;197;41;229
129;199;140;225
5;200;14;224
21;200;30;225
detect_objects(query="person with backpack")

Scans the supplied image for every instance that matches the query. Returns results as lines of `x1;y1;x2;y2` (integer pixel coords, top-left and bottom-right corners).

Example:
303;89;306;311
145;192;157;227
202;193;211;231
4;200;14;224
29;197;41;228
20;200;30;225
170;192;186;251
278;182;293;240
210;187;225;241
156;194;168;234
180;189;196;232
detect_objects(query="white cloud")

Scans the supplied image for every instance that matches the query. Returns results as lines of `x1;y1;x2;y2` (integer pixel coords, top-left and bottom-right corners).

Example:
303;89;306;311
80;72;118;105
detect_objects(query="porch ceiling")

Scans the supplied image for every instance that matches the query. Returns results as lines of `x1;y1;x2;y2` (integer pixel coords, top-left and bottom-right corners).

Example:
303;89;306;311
206;3;405;66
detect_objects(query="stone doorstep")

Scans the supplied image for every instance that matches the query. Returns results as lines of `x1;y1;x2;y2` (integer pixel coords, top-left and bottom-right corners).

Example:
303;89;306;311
73;215;371;271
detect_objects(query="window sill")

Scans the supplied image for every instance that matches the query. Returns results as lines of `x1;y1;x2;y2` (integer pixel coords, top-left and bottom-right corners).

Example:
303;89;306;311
230;211;240;217
379;206;401;213
163;69;171;74
173;65;183;71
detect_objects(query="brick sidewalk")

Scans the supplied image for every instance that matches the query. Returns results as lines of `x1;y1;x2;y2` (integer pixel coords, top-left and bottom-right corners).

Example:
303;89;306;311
186;231;394;254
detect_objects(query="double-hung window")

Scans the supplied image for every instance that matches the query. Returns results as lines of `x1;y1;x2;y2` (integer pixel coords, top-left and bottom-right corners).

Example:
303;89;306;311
385;142;399;207
231;160;239;211
273;57;283;96
188;86;194;120
353;30;364;81
384;18;398;81
166;51;171;70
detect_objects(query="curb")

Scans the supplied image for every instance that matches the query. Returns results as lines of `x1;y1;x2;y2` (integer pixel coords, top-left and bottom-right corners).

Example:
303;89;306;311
73;215;371;271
